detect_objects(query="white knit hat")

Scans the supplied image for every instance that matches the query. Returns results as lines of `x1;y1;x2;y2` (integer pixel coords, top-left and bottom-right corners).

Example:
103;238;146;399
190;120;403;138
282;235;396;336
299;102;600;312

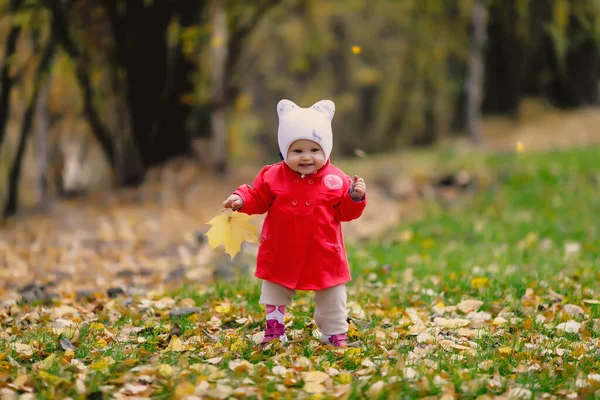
277;99;335;163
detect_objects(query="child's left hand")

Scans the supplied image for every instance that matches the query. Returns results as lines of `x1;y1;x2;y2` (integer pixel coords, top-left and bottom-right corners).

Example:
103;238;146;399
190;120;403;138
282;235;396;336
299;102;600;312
351;175;366;200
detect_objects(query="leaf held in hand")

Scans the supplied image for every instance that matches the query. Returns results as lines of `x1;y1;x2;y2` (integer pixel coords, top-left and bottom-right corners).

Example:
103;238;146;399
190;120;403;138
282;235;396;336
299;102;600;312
205;212;258;259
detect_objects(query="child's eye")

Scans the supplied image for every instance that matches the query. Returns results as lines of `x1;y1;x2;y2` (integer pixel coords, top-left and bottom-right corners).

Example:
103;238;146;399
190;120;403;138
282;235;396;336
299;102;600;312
311;148;319;152
293;149;302;153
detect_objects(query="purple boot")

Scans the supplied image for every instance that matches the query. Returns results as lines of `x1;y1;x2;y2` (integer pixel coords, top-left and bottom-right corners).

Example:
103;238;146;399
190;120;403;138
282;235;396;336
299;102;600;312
323;333;348;347
260;319;288;348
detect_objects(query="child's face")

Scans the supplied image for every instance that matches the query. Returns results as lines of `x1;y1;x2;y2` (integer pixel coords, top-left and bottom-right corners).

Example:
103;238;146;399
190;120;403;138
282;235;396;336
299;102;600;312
286;139;326;175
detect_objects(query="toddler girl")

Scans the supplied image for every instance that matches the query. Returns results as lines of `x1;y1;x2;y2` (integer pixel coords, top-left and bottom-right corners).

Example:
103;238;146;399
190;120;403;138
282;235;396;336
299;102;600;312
223;99;367;348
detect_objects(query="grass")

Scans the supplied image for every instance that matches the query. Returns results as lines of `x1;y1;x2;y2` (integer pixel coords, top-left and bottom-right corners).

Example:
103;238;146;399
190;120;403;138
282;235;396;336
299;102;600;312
1;146;600;399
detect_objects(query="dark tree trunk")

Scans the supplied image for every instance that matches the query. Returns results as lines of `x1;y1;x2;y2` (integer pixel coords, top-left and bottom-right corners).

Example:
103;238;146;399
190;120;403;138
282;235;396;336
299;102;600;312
0;0;24;151
547;13;599;107
3;27;56;218
482;4;527;117
103;0;205;168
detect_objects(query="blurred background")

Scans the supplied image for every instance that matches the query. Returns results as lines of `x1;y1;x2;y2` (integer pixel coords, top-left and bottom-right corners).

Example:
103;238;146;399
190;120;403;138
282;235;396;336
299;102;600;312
0;0;599;219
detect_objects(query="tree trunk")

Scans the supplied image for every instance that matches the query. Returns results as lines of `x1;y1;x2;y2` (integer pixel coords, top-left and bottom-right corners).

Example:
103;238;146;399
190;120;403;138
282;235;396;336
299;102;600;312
210;0;229;175
105;0;200;168
35;81;50;207
3;30;56;218
467;0;487;144
482;4;526;117
0;0;24;151
547;12;599;107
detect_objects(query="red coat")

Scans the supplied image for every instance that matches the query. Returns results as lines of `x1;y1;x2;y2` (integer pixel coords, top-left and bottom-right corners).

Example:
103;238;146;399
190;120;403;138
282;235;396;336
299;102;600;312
234;160;366;290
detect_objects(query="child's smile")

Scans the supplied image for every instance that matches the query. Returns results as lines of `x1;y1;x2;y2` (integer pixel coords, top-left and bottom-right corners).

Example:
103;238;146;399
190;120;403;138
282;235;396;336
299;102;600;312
286;139;325;175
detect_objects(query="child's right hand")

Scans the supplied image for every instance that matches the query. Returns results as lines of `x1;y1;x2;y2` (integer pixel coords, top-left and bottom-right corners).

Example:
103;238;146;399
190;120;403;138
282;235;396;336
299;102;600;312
223;194;243;210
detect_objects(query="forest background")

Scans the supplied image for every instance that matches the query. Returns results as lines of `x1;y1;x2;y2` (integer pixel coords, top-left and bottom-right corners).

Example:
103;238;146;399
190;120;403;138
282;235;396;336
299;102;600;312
1;0;599;220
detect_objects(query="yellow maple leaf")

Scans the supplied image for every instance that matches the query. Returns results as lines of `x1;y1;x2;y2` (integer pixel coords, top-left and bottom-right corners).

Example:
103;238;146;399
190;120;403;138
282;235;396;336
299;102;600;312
205;211;258;259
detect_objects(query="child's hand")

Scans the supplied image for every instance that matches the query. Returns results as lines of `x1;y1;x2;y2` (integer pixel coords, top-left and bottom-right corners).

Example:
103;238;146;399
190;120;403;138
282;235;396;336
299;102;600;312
350;175;366;200
223;194;243;210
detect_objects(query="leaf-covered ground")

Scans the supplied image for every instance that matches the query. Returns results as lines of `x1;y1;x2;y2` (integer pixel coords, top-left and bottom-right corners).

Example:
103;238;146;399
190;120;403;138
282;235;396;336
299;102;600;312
1;146;600;399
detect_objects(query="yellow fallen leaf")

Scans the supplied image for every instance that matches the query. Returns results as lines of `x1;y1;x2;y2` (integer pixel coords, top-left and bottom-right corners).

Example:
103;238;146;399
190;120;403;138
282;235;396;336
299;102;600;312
303;370;330;384
304;381;326;394
89;322;105;331
12;374;29;389
90;357;115;372
174;381;195;398
337;372;352;384
516;141;524;152
351;45;362;54
167;335;184;352
214;302;231;314
158;364;174;377
470;277;489;289
37;354;57;370
205;211;258;259
64;348;74;362
39;370;62;384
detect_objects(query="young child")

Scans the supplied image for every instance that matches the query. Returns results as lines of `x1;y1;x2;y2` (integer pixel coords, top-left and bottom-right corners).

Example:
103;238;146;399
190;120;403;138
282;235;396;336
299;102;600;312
223;99;367;348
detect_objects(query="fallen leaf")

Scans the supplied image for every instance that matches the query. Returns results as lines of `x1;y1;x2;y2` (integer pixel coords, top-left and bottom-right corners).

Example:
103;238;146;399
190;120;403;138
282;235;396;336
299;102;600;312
563;304;584;317
556;320;581;333
158;364;174;377
367;380;385;397
205;356;222;365
302;370;330;384
205;212;258;259
167;335;184;352
303;381;326;394
470;277;489;289
11;343;33;358
457;299;484;313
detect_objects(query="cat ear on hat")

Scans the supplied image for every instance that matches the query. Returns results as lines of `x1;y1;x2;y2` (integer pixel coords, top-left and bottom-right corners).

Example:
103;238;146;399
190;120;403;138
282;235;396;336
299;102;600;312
277;99;299;118
310;100;335;121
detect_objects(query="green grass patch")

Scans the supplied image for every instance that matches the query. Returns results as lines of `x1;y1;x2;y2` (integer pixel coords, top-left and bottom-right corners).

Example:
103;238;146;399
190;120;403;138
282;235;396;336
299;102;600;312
1;146;599;398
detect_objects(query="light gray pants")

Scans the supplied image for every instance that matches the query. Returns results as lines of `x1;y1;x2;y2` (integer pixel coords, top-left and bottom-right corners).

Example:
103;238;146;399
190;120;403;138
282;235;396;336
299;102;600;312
259;280;348;335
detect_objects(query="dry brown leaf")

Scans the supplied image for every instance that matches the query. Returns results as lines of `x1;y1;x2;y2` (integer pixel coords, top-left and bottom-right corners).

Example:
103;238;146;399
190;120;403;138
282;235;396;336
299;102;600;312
457;299;484;313
10;343;33;358
167;335;184;352
556;320;581;333
303;381;326;394
302;370;330;384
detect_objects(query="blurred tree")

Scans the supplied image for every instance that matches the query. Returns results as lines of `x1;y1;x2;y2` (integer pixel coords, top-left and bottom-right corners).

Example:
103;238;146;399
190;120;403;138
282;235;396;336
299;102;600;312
99;0;204;170
4;2;55;218
0;0;24;151
484;0;600;116
467;0;487;144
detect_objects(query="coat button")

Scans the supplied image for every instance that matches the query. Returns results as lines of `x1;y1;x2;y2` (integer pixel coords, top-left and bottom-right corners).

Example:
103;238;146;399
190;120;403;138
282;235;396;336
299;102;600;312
308;179;314;184
305;200;311;206
292;199;298;205
295;179;300;183
335;245;340;251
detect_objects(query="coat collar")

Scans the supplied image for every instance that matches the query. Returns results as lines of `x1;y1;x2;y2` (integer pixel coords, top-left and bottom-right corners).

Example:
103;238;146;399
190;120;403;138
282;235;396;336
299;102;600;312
282;159;331;178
